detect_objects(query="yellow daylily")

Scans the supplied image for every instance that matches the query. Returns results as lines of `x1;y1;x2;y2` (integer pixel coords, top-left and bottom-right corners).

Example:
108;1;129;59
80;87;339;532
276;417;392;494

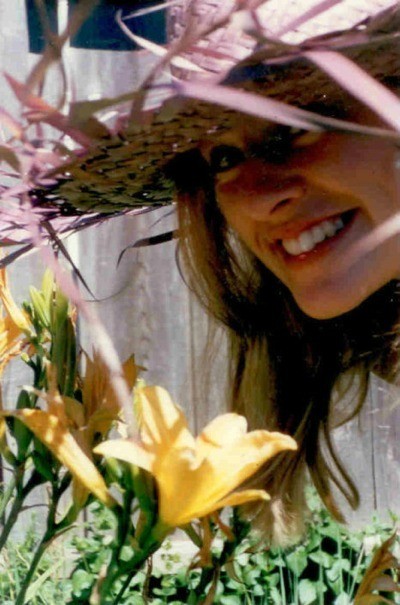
95;386;297;528
0;268;34;456
0;267;32;373
2;354;139;509
81;350;139;444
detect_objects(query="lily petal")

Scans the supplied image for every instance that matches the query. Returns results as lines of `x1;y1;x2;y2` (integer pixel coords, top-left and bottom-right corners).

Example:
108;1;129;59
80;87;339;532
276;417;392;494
137;387;196;452
201;431;297;501
176;489;270;525
164;431;295;523
2;409;115;507
95;437;154;473
0;268;31;333
82;351;137;436
196;413;247;460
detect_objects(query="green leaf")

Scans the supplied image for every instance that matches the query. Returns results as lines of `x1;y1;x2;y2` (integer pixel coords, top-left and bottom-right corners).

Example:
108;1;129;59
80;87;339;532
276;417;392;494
252;583;267;596
63;319;77;396
286;548;308;577
31;450;54;483
319;523;341;541
71;569;94;596
236;552;251;566
120;545;135;562
266;571;281;588
309;550;334;568
334;593;352;605
50;318;67;386
298;579;317;605
14;391;34;459
29;287;50;329
23;558;64;603
269;585;284;604
41;270;55;310
326;558;350;582
14;417;33;461
51;288;69;333
219;595;243;605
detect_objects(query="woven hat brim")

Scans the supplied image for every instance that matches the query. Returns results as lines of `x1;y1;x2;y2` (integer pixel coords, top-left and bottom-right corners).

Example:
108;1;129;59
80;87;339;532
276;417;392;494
1;0;400;253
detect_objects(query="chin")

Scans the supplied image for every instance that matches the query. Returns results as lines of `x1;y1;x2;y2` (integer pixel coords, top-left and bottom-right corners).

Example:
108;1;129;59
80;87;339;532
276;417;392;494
292;284;378;321
289;257;400;321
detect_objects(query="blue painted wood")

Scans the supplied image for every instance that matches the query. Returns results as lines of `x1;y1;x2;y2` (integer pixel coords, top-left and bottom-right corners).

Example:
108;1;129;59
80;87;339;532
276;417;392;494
26;1;166;53
25;0;58;53
69;0;166;50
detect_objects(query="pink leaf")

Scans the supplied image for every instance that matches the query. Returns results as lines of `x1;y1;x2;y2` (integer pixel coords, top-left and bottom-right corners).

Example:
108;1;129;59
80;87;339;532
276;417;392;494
0;107;23;138
305;50;400;131
4;73;57;114
0;145;20;171
5;74;94;147
175;80;400;141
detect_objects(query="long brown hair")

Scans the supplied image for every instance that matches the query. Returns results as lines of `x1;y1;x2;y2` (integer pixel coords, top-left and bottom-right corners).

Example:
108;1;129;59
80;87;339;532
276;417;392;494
170;148;400;544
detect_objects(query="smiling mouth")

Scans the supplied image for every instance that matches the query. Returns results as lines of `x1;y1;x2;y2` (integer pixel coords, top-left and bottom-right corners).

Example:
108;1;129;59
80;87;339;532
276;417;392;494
277;210;356;257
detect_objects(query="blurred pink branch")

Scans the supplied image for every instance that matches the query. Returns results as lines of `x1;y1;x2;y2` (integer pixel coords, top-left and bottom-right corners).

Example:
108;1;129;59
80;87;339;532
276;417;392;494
21;199;137;436
305;50;400;131
176;79;400;141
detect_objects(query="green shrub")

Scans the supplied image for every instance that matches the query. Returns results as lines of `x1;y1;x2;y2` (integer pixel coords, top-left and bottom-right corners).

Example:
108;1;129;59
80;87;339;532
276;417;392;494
0;493;398;604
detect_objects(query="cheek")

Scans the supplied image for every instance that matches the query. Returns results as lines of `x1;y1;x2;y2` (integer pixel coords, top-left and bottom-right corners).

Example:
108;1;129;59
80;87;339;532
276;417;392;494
219;205;253;251
216;189;248;236
300;137;396;209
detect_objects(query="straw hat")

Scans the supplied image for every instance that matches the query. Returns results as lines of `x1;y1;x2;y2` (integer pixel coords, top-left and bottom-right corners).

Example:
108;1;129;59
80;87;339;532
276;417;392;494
1;0;400;255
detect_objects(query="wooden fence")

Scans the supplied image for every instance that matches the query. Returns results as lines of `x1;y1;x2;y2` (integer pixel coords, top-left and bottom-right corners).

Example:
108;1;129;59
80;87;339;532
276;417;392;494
0;1;399;538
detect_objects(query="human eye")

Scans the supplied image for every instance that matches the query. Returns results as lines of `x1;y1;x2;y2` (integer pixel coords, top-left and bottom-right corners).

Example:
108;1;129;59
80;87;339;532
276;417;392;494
209;144;246;173
269;125;310;148
251;126;322;163
291;129;324;148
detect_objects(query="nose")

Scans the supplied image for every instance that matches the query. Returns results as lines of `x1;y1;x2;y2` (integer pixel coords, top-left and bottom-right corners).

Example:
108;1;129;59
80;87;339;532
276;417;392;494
216;158;307;222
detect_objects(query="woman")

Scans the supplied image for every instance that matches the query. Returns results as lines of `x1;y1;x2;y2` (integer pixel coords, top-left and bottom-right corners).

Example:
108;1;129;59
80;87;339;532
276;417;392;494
163;1;400;542
2;0;400;543
172;97;400;543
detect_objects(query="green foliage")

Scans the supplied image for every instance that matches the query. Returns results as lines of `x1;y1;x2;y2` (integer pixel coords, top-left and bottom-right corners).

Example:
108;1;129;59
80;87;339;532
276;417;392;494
69;503;116;602
49;496;399;604
1;270;399;605
0;494;399;604
0;522;71;604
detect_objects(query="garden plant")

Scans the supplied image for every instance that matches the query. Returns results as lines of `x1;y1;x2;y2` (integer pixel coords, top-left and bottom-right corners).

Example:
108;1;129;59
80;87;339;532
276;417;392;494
0;269;398;604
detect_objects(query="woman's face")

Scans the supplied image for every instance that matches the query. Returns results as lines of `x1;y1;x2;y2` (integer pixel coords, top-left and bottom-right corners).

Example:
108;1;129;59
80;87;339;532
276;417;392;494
200;104;400;319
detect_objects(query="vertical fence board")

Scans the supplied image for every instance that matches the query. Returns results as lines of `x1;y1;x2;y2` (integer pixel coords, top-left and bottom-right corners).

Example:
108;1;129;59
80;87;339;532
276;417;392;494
370;379;400;514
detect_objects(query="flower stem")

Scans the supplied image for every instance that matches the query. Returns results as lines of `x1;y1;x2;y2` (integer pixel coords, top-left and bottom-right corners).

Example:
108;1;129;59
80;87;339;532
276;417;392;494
97;522;169;605
0;463;33;552
14;482;62;605
0;472;17;521
110;541;164;605
0;491;24;551
15;534;49;605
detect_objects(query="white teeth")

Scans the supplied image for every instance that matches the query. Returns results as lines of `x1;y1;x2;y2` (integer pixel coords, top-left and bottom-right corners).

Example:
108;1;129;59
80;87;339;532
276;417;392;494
322;219;336;237
298;231;315;253
281;216;345;256
311;224;325;243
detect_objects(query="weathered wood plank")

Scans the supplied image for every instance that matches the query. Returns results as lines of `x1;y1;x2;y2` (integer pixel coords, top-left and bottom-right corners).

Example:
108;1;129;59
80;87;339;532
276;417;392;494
370;378;400;515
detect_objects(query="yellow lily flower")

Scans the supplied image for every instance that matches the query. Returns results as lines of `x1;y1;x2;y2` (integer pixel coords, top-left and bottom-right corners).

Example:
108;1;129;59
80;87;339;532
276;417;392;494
0;268;34;455
81;350;139;444
95;386;297;528
0;267;32;373
2;354;139;509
